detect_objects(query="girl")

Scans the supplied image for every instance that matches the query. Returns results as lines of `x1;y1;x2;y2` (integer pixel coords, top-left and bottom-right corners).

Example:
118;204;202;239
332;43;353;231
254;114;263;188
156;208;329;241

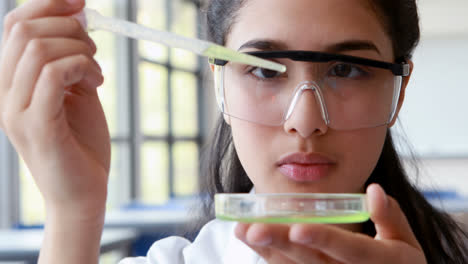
0;0;466;263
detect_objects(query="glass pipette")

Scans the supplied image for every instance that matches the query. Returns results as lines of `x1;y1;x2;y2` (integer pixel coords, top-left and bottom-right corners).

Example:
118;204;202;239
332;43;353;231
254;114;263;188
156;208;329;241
82;8;286;73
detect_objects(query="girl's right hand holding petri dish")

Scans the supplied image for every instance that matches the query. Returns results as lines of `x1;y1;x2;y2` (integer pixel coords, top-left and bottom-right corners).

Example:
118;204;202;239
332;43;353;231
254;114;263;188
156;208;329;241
0;0;109;224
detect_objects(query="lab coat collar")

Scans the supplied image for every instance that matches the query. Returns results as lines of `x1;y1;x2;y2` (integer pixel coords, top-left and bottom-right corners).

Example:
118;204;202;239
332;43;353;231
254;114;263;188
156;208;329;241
222;221;266;264
222;187;267;264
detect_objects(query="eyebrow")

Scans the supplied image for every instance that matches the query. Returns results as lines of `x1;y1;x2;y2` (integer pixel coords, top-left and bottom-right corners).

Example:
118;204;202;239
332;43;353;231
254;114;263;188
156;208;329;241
238;39;288;51
238;39;381;55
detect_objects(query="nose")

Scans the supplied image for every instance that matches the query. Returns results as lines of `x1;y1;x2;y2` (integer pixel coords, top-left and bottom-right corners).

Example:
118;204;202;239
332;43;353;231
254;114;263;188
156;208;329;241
283;82;329;138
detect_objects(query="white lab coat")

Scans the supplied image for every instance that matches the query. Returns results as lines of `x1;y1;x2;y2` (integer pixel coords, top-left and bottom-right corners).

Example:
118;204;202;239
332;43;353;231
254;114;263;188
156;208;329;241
118;219;266;264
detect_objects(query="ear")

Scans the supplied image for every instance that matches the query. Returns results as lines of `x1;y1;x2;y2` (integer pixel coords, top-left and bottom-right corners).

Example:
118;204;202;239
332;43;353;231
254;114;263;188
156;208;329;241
388;60;414;127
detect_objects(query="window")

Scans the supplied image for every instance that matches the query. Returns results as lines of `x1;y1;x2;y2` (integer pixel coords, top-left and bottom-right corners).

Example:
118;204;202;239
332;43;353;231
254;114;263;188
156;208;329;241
137;0;202;203
12;0;204;225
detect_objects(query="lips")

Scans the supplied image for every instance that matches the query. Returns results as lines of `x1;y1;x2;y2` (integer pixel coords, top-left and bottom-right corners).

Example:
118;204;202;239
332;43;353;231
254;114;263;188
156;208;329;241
276;152;335;182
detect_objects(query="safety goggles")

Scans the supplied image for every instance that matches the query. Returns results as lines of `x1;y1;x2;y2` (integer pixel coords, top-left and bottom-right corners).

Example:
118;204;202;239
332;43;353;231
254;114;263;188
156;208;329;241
210;50;410;130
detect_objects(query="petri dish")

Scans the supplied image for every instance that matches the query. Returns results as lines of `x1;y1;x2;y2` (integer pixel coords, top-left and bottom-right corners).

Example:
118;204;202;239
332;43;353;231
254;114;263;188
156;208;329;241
215;193;369;224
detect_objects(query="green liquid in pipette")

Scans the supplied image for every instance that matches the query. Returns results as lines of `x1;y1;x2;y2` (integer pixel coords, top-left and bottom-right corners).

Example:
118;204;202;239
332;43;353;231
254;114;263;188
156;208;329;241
202;45;287;73
84;8;286;73
216;212;370;224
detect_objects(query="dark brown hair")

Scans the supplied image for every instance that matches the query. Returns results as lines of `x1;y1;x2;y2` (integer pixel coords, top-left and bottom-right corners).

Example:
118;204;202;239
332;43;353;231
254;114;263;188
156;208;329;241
196;0;468;263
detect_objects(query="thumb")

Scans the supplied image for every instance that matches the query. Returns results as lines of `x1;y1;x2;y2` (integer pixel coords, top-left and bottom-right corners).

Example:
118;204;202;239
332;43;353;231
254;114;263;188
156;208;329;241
367;184;421;249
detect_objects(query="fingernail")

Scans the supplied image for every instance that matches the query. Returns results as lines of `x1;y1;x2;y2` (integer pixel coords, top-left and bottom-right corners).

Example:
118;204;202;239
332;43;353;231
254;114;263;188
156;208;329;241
250;235;272;246
374;184;389;209
234;223;248;241
290;235;311;244
382;188;389;209
290;228;313;245
72;11;87;30
289;234;312;245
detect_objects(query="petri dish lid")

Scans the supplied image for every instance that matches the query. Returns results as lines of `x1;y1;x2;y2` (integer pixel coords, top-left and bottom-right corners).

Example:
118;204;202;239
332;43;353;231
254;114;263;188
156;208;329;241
215;193;369;224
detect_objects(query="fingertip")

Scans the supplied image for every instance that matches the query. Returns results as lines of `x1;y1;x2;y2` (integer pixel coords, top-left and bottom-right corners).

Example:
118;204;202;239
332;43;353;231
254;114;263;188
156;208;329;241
25;0;85;17
289;224;315;244
83;70;104;89
367;184;387;205
366;183;382;194
245;223;272;246
234;223;249;241
366;184;387;213
71;10;87;30
366;184;389;221
366;185;418;244
90;38;97;55
52;0;86;16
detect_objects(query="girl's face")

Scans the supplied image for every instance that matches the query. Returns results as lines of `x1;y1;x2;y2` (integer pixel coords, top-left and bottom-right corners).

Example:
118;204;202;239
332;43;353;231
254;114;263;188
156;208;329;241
224;0;407;194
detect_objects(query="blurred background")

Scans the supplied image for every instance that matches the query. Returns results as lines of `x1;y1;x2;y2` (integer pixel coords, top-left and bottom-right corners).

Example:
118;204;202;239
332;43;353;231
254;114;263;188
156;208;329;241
392;0;468;195
0;0;466;263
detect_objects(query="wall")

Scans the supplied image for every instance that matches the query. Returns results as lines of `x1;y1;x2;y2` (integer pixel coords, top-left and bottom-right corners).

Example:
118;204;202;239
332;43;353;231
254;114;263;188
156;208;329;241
394;0;468;198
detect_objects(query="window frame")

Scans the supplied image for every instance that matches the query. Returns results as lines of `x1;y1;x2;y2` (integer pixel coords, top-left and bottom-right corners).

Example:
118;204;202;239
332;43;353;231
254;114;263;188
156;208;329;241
134;0;206;201
0;0;20;230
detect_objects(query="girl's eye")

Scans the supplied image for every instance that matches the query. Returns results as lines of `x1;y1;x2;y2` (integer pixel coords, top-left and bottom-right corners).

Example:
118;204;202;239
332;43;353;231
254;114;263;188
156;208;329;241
329;63;368;78
250;67;282;79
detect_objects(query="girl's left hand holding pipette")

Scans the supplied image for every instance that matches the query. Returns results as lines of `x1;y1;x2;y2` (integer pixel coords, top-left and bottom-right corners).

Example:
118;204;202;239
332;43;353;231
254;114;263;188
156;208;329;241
0;0;109;263
235;184;427;264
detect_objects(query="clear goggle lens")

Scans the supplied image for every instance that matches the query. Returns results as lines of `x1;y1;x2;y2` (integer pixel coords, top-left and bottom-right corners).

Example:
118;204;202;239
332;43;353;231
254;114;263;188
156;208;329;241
213;58;403;130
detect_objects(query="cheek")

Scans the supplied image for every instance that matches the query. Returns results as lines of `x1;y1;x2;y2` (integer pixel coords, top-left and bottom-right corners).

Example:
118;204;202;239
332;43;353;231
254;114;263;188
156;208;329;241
337;127;388;192
230;120;275;184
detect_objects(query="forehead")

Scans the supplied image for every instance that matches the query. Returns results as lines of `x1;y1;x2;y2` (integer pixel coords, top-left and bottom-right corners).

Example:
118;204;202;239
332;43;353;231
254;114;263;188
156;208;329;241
227;0;393;59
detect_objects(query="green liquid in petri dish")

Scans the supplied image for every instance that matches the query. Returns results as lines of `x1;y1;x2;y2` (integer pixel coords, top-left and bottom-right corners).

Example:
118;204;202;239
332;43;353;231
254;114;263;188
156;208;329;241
216;212;370;224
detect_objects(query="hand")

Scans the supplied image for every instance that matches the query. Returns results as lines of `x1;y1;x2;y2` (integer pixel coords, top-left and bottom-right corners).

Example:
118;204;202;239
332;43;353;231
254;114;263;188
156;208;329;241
235;184;427;264
0;0;110;217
